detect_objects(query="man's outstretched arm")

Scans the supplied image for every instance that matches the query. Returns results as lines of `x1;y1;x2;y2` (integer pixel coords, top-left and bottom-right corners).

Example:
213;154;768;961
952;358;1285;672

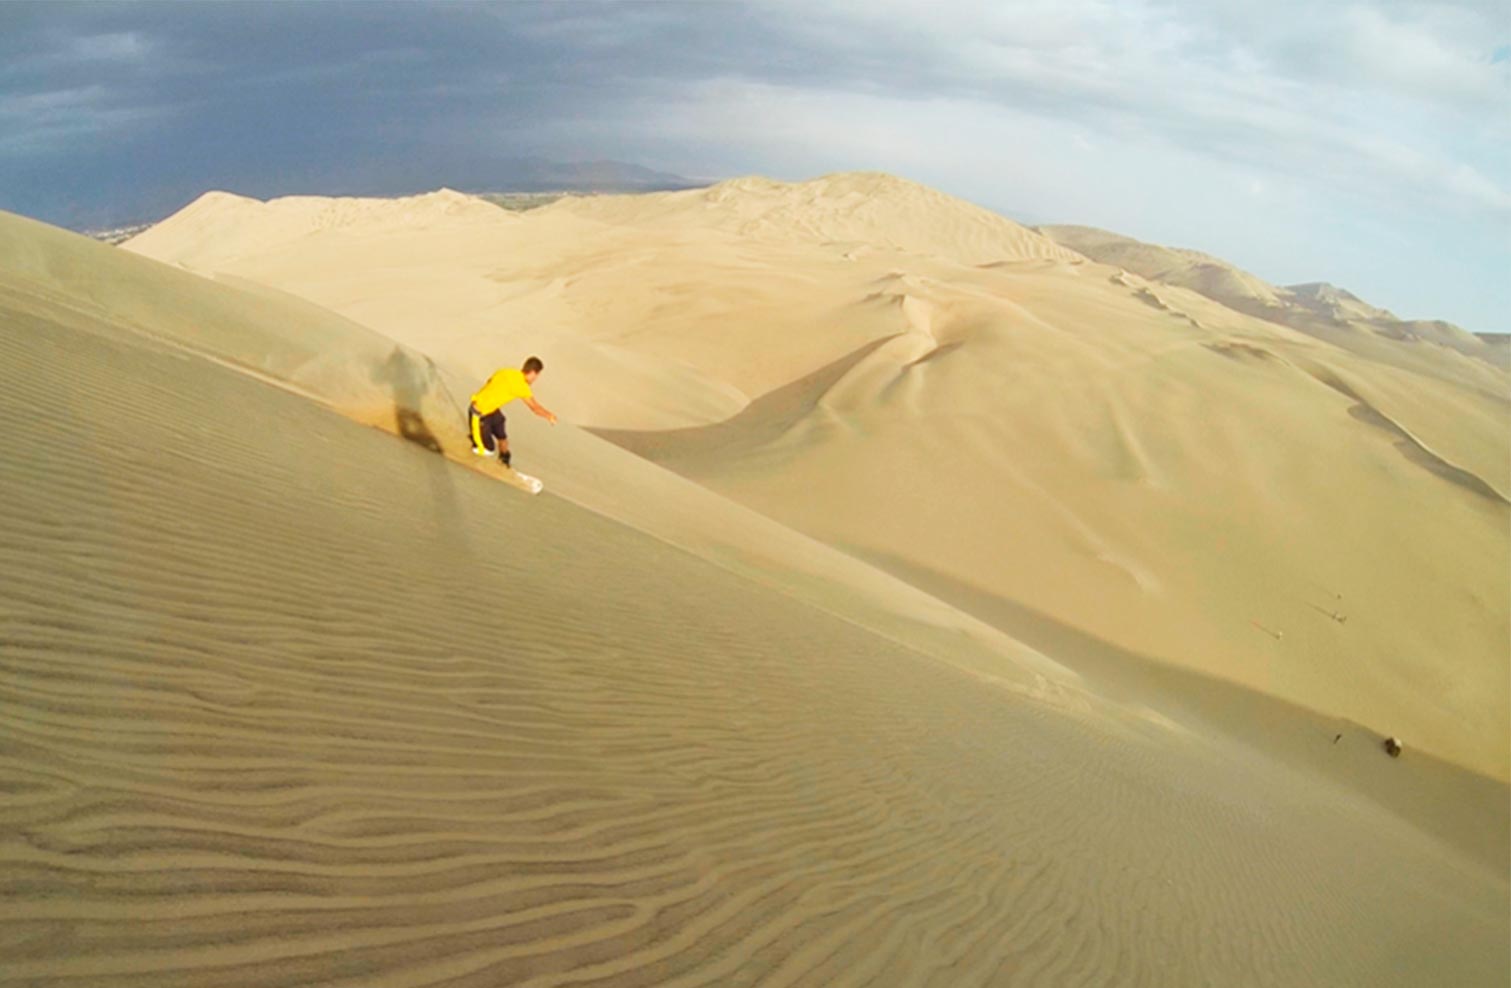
524;398;557;425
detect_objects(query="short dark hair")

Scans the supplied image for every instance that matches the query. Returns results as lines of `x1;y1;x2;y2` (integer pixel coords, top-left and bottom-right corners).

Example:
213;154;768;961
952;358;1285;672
523;356;544;374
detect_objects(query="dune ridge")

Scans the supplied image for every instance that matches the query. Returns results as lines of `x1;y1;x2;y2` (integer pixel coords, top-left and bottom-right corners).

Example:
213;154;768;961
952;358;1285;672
123;188;509;271
544;172;1085;265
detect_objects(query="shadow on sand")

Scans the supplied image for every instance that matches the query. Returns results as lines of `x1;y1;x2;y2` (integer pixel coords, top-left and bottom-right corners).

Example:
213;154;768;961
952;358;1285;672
371;345;476;560
374;345;446;454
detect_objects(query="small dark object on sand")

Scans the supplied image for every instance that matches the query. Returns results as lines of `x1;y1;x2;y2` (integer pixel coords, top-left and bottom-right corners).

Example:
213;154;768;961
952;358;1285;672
1332;733;1342;744
1383;737;1402;758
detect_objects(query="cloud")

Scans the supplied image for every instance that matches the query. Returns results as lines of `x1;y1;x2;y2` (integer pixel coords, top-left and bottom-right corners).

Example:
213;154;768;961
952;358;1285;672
735;0;1510;217
66;31;153;63
0;83;164;153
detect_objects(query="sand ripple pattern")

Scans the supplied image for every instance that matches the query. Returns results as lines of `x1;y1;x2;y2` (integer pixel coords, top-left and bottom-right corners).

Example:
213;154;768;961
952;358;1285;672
1;293;1506;986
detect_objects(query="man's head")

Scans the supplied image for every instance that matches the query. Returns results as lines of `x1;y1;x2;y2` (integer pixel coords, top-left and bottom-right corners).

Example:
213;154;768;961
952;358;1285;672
522;356;544;383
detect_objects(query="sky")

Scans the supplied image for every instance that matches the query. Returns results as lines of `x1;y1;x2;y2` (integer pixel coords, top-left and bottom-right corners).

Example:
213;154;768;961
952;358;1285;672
2;1;1507;333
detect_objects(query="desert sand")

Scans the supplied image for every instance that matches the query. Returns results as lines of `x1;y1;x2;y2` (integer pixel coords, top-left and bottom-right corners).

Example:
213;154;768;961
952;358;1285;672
0;174;1506;985
123;175;1510;779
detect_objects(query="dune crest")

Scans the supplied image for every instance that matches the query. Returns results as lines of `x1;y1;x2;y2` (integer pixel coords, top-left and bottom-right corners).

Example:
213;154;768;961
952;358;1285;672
126;187;510;270
547;171;1084;266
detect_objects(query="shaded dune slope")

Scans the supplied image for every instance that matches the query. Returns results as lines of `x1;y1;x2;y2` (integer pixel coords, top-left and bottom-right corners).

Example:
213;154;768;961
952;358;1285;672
1;209;460;446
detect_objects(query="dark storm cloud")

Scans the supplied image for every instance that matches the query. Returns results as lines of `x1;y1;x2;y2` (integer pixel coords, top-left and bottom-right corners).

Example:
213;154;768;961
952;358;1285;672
0;2;825;224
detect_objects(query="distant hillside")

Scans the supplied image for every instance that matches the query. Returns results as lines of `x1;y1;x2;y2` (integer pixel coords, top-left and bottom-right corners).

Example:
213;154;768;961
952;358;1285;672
1037;224;1502;370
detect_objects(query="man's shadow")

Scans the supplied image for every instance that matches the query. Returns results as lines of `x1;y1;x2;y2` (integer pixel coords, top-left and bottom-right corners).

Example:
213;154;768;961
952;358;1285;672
374;346;445;454
372;346;474;561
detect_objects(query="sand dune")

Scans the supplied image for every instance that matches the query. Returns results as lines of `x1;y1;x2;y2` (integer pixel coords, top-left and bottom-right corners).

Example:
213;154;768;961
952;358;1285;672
124;176;1510;781
0;207;465;447
122;175;1081;432
123;188;512;271
6;209;1079;698
4;206;1509;985
545;172;1084;265
604;258;1509;779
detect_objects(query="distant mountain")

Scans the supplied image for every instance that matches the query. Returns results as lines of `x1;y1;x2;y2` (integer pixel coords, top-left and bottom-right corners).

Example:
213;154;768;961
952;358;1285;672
1282;281;1396;323
1037;224;1500;368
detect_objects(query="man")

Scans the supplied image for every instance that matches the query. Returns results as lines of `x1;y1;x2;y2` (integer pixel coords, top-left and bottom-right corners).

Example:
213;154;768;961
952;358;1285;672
469;356;556;469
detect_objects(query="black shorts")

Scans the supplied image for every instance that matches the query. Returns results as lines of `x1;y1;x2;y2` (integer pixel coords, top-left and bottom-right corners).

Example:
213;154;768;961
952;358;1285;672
469;405;507;453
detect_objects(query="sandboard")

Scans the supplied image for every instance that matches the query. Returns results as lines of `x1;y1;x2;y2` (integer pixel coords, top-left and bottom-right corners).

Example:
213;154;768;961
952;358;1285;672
503;468;544;495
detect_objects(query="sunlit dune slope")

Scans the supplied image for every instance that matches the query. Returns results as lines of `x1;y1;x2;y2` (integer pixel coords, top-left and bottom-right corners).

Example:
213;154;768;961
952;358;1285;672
124;175;1079;430
123;176;1509;778
4;207;1075;697
607;254;1510;779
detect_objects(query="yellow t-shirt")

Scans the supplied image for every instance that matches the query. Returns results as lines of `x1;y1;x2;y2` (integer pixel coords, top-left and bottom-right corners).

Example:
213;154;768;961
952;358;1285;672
471;368;534;414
